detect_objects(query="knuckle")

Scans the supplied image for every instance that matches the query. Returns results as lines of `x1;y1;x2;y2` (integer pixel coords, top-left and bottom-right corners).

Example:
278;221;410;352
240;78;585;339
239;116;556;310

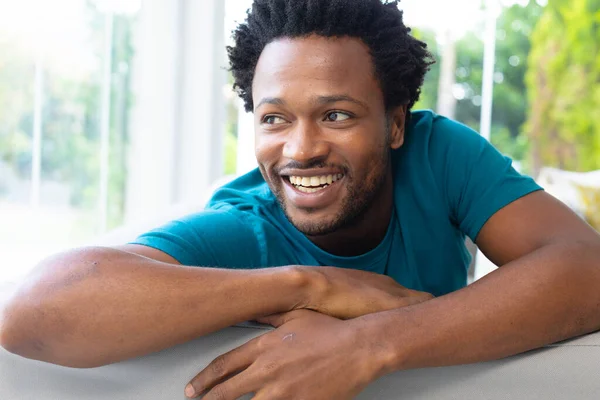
262;360;279;374
266;385;288;399
209;384;228;400
256;333;274;350
210;355;228;377
255;336;267;351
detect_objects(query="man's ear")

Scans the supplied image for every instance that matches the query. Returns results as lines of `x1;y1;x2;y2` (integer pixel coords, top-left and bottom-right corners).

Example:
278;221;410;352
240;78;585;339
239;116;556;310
389;105;407;150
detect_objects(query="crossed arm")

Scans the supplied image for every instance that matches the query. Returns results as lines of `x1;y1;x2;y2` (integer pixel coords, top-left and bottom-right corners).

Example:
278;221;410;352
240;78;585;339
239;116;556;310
182;191;600;399
1;191;599;399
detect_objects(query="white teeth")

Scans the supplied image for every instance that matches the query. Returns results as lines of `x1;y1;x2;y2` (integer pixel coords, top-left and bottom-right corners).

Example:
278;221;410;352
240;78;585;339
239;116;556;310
289;174;344;188
297;186;325;193
288;173;345;193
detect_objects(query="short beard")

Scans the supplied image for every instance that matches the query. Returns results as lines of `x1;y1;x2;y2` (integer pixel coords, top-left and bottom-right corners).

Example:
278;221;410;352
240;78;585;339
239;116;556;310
273;151;390;237
266;119;394;236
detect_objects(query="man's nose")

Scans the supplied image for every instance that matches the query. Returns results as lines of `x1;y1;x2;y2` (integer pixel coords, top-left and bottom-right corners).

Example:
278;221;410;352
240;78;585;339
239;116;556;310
282;122;330;163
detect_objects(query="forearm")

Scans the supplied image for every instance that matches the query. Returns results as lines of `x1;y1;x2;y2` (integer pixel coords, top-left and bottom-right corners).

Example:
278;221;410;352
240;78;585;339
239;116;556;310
359;241;600;375
0;247;306;368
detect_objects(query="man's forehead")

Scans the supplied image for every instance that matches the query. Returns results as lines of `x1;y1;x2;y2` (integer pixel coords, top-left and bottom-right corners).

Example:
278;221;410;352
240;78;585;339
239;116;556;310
252;35;379;103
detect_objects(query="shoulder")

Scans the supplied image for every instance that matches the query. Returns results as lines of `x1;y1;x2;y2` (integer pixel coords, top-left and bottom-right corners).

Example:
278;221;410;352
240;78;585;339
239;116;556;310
207;168;277;213
401;110;508;179
403;112;542;241
406;110;486;153
395;110;495;194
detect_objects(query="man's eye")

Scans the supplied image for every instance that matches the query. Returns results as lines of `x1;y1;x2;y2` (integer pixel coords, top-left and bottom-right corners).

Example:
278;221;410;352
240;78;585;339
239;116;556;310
263;116;286;125
325;112;351;122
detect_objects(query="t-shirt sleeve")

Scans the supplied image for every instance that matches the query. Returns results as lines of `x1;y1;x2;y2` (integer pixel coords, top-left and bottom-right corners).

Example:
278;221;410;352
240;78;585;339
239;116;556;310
429;117;543;242
129;209;263;268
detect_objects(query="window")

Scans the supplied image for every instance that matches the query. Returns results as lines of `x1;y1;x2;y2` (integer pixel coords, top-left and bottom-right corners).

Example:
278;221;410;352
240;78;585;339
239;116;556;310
0;0;139;282
1;0;597;284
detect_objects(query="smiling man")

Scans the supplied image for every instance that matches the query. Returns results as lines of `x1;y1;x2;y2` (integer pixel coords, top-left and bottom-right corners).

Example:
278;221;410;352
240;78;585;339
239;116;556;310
2;0;600;399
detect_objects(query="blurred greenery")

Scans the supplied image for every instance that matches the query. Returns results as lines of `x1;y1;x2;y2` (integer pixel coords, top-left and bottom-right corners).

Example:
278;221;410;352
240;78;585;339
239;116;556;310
412;28;440;111
0;2;135;233
224;130;238;176
414;1;545;173
577;184;600;231
415;0;599;176
0;38;34;176
525;0;600;174
224;73;239;176
1;0;599;238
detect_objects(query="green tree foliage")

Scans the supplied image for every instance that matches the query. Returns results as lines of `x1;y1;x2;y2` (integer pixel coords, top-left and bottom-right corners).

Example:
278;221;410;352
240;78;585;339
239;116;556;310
0;39;34;177
455;3;543;137
413;2;543;166
525;0;600;173
412;28;440;111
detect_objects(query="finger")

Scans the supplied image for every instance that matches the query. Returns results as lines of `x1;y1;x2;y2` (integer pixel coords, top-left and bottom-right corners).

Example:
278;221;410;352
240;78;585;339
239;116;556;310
185;338;261;398
251;386;286;400
257;309;319;327
250;389;270;400
255;313;285;326
201;368;259;400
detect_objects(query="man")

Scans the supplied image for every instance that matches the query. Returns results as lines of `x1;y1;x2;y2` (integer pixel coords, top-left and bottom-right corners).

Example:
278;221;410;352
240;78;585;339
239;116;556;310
1;0;600;399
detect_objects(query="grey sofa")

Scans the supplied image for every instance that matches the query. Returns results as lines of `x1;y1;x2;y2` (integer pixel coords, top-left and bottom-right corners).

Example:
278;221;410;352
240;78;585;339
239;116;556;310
1;320;599;400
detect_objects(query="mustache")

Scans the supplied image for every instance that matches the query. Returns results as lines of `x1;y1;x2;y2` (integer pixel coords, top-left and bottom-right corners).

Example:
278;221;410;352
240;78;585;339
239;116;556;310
275;160;348;174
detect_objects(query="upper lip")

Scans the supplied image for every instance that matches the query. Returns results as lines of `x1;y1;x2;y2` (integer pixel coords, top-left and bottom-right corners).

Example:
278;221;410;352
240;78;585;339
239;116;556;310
279;169;345;177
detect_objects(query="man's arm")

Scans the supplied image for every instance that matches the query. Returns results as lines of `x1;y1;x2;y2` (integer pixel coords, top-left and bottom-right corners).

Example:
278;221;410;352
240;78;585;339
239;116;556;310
179;191;600;400
0;244;429;368
0;246;307;368
361;191;600;373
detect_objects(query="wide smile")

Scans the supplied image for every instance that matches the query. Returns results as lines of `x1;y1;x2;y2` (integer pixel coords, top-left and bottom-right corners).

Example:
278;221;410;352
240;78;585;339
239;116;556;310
281;173;345;209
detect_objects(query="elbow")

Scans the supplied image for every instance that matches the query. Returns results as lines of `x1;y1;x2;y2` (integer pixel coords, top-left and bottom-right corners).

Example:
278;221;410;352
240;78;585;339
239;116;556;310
0;312;101;369
0;300;110;369
0;299;47;361
0;311;13;353
0;300;75;368
0;304;30;358
0;295;22;353
0;248;114;368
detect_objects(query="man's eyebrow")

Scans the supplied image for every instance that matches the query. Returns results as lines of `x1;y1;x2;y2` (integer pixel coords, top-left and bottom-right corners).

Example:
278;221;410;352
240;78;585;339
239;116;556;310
255;97;286;109
315;95;369;110
255;95;369;111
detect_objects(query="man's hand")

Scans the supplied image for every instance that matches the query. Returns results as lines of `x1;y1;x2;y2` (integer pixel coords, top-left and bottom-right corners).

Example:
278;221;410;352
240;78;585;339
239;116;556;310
298;266;433;319
185;310;385;400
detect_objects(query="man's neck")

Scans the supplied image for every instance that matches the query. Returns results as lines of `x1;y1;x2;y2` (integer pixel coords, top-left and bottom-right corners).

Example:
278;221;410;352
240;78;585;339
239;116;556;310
307;171;394;257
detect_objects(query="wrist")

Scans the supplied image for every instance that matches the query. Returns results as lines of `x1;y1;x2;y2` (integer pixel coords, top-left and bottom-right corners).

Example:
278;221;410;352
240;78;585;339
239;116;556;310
279;265;317;312
285;266;329;311
349;312;406;378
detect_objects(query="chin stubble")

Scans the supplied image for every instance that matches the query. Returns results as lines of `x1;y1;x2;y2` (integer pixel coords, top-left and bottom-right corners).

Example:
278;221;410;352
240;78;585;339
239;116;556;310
274;156;390;237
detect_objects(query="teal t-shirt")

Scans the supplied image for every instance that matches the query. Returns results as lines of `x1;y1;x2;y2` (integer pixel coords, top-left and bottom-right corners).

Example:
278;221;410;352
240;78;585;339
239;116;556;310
131;111;542;296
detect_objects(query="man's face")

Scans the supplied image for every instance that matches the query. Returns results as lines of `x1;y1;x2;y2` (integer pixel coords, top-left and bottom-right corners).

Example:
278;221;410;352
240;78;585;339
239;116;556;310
252;35;404;236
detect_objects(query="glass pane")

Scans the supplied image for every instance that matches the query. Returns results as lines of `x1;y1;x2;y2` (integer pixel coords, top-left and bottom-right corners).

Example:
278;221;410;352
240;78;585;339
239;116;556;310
223;0;254;176
0;0;138;282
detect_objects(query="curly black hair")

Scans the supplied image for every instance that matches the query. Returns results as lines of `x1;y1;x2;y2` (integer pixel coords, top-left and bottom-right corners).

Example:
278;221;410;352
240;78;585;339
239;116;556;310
228;0;434;114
